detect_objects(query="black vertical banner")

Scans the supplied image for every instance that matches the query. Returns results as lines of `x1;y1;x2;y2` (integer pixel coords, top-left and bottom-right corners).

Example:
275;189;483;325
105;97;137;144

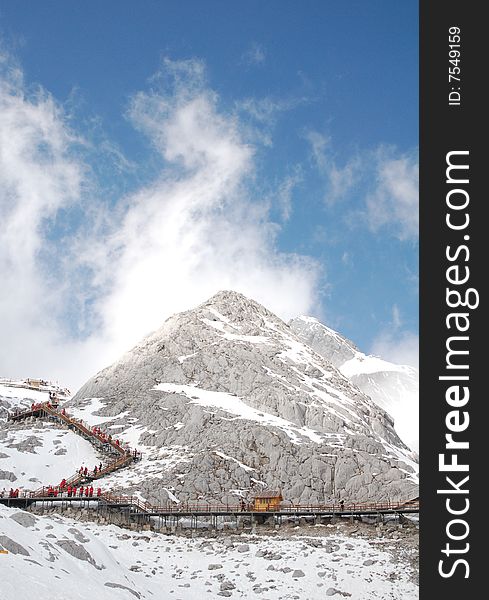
420;2;483;597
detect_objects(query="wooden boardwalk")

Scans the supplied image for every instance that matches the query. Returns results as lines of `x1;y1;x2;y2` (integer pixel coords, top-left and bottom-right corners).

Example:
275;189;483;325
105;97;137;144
0;489;419;519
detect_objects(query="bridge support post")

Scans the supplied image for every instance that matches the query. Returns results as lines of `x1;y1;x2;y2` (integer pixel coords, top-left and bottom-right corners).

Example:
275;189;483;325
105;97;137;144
398;512;409;525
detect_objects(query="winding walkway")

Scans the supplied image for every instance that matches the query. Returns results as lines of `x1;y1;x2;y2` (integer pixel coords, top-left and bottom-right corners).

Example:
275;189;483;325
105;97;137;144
7;402;136;494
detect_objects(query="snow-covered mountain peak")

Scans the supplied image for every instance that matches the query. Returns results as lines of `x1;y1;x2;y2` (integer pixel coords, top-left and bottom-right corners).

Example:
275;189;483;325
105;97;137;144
66;291;417;506
289;317;419;454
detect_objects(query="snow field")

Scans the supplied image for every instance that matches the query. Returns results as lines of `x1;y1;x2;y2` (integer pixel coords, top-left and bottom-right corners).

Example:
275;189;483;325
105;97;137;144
0;505;418;600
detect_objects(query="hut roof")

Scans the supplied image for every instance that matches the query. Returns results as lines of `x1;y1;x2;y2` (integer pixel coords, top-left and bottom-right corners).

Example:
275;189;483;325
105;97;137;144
253;491;282;499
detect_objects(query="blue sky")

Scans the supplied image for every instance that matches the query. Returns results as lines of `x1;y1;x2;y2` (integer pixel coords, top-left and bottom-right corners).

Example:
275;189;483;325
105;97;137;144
0;1;418;388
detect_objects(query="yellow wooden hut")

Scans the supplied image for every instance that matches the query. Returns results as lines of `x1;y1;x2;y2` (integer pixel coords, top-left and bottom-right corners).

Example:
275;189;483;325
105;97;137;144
252;490;283;512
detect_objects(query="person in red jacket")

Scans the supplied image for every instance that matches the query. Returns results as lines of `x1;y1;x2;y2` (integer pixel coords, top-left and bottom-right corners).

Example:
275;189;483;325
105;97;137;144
97;488;101;497
85;486;89;497
79;486;84;497
72;486;77;497
67;485;72;497
89;486;93;497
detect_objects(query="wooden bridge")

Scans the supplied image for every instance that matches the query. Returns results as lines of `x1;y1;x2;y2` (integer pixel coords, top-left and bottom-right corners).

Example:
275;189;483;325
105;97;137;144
0;490;419;531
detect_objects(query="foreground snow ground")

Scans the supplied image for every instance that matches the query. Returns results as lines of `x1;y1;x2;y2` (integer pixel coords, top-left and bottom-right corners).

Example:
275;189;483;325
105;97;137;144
0;505;418;600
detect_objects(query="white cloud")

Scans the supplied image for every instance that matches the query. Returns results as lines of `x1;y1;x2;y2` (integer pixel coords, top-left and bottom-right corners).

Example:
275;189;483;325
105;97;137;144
305;131;418;239
241;42;266;66
0;56;320;390
371;330;419;369
275;167;302;221
304;130;360;204
370;305;418;369
365;152;419;240
0;54;89;386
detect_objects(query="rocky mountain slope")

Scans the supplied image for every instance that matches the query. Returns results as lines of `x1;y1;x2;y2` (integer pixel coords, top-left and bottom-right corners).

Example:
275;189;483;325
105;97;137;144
69;291;418;506
289;317;419;454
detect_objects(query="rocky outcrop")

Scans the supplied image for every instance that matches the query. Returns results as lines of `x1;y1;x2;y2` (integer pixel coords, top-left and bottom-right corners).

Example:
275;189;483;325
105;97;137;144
288;316;359;368
71;291;418;505
290;316;419;454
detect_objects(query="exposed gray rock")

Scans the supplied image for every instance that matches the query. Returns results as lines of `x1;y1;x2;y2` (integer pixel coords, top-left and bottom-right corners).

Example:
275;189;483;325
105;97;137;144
104;583;141;598
7;435;42;454
0;469;17;481
0;534;30;555
24;558;42;566
9;511;38;528
68;527;90;543
208;563;223;570
325;589;351;597
292;569;305;578
56;539;96;566
220;581;236;590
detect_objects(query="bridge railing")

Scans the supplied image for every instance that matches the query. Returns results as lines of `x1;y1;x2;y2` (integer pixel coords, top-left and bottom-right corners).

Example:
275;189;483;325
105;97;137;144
95;497;419;514
1;490;419;515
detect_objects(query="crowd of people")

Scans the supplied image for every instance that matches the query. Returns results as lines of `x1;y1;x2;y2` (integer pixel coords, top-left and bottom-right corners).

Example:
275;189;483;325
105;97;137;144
0;489;21;498
77;463;104;479
91;426;123;449
43;484;102;498
29;399;57;412
0;485;103;499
